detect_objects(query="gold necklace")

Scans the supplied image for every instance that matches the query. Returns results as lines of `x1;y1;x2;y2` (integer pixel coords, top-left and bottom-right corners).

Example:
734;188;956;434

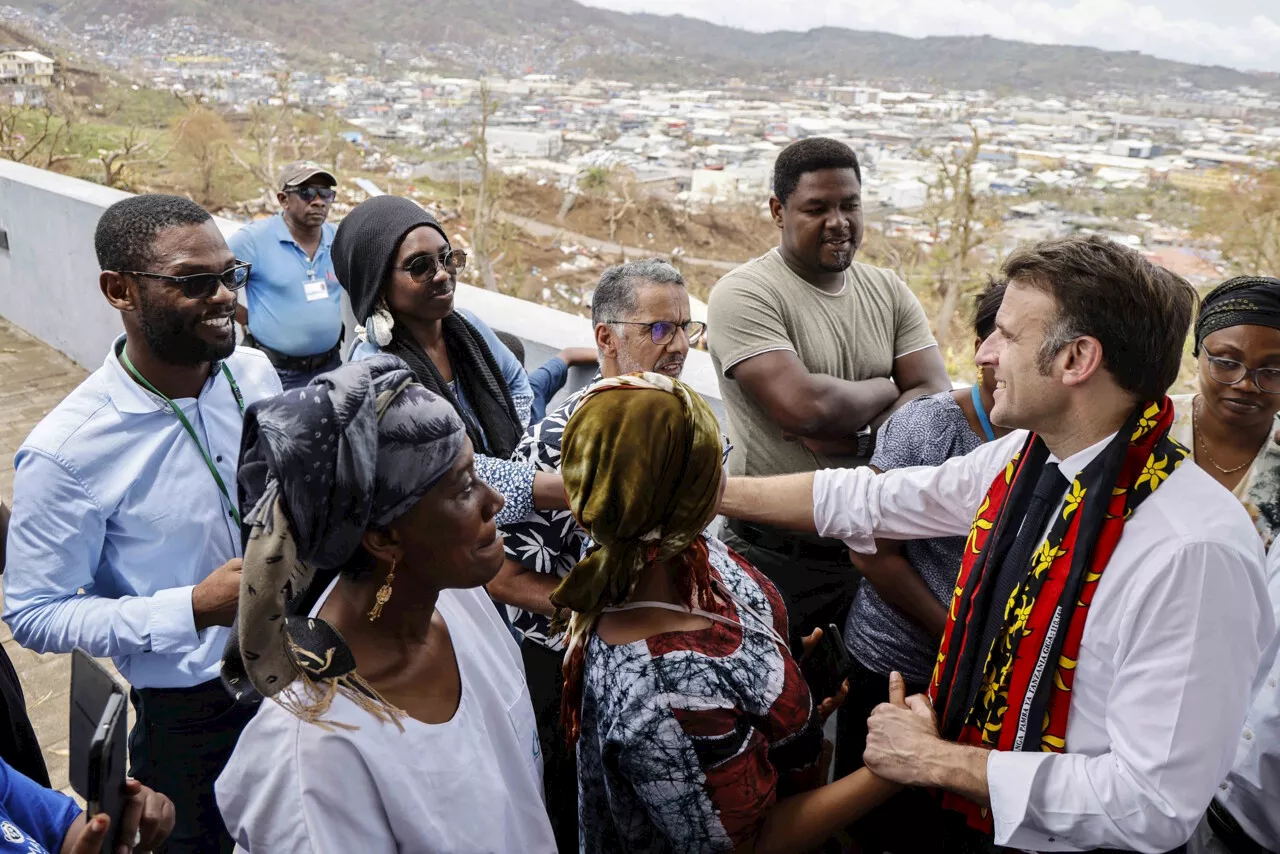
1193;395;1257;475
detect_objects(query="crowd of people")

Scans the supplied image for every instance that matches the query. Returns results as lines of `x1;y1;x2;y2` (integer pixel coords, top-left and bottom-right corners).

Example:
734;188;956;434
0;135;1273;854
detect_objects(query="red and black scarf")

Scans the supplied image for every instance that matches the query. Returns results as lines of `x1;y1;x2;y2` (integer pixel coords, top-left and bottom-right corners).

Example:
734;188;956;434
928;399;1189;832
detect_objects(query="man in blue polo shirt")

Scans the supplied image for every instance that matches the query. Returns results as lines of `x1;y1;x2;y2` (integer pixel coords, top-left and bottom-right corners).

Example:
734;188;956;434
231;161;343;390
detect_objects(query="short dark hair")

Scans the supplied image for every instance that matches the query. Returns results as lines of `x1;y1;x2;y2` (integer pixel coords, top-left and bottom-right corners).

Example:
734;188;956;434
591;258;685;325
772;137;862;205
494;329;526;366
973;278;1008;340
94;194;212;273
1002;235;1195;401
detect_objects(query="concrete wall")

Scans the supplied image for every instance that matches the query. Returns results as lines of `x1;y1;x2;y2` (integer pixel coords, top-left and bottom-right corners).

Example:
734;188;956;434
0;159;726;420
0;160;135;369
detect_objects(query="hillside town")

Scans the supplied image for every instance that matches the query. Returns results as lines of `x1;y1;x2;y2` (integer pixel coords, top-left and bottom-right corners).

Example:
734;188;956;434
4;3;1280;294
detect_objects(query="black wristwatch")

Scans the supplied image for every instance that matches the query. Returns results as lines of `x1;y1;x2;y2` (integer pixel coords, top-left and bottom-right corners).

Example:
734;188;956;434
855;423;874;458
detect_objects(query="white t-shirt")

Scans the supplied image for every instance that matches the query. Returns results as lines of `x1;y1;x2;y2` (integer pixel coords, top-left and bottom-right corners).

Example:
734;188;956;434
216;580;555;854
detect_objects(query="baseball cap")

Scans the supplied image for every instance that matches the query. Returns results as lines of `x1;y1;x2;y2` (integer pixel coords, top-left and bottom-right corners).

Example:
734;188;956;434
279;161;337;191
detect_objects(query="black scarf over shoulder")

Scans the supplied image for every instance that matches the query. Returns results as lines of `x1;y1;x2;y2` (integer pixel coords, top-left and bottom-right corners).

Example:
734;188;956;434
386;313;521;458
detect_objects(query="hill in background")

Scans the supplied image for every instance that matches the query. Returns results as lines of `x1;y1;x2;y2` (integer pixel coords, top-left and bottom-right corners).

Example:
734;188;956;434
11;0;1279;93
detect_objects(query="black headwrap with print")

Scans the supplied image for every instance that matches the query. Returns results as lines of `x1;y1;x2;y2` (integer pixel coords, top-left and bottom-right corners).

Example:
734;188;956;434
1194;276;1280;355
222;355;464;726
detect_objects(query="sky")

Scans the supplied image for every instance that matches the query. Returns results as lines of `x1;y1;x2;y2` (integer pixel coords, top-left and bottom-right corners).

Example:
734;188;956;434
580;0;1280;74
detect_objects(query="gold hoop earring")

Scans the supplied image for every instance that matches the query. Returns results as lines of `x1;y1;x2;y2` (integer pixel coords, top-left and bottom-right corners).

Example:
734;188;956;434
368;559;396;622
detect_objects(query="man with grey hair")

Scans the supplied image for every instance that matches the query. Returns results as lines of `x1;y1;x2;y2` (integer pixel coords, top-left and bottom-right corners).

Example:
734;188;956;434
488;257;707;851
589;256;696;378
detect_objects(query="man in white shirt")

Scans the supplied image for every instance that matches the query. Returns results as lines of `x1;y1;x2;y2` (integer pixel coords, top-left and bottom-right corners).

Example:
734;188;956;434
721;235;1274;853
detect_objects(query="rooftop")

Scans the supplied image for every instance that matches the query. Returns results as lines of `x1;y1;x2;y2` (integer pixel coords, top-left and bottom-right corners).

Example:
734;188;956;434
0;50;53;62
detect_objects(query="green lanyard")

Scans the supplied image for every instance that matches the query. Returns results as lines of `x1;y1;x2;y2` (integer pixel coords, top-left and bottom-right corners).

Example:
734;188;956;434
119;348;246;526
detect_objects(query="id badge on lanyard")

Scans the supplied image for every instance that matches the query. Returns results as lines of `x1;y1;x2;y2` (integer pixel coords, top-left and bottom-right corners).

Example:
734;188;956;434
303;278;329;301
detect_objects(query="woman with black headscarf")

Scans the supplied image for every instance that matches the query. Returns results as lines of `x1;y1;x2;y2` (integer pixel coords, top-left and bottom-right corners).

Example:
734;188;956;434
333;195;565;525
1171;275;1280;552
215;355;556;853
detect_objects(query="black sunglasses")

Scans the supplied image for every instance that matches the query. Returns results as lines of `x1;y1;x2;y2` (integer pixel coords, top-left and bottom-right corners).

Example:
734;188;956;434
401;249;467;283
122;262;251;300
606;320;707;346
287;186;336;203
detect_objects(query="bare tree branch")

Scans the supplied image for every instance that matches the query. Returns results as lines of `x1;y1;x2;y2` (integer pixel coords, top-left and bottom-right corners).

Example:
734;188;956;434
470;80;501;291
918;124;1005;346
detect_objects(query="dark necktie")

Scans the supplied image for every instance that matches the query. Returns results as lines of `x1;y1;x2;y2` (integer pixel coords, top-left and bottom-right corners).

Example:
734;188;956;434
961;462;1070;718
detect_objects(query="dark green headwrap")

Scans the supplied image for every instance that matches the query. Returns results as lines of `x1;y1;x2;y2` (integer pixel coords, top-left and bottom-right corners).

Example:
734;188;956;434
552;372;724;620
553;372;725;744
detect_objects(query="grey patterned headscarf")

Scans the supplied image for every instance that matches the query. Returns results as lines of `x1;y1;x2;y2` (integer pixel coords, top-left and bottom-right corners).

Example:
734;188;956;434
222;354;464;726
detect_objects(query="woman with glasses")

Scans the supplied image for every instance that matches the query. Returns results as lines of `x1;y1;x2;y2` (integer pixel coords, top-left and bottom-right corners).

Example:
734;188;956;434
1171;275;1280;552
332;196;566;527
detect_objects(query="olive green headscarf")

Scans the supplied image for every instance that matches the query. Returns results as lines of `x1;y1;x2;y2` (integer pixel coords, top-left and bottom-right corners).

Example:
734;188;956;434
553;372;723;659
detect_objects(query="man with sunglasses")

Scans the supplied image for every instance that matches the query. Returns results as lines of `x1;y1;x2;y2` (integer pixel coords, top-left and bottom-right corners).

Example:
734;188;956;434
487;258;720;852
229;160;342;390
3;195;283;854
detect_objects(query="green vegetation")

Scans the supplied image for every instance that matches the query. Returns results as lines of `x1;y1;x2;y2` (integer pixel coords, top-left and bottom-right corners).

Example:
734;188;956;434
1198;169;1280;277
1029;184;1202;228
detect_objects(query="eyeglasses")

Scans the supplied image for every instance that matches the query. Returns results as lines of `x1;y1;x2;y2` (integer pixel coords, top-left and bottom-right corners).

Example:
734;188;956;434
286;186;337;203
607;320;707;346
1205;355;1280;394
121;262;251;300
401;249;467;283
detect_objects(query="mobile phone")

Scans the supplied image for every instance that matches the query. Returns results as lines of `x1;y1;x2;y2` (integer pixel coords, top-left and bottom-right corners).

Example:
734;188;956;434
800;623;854;702
69;649;128;854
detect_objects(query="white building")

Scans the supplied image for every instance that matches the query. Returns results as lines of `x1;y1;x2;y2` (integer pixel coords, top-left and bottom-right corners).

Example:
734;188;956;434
689;165;770;201
882;179;928;210
0;50;54;87
486;128;563;159
1107;139;1155;159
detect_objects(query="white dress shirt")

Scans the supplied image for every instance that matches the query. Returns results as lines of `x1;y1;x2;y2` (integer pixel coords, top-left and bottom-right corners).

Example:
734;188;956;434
3;337;282;689
815;430;1274;853
1215;544;1280;851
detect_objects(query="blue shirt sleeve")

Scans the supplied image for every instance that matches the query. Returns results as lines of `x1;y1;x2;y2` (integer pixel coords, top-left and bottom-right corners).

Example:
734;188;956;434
2;449;201;658
474;454;537;528
0;758;81;854
227;224;257;267
870;394;945;473
528;357;568;424
870;392;979;474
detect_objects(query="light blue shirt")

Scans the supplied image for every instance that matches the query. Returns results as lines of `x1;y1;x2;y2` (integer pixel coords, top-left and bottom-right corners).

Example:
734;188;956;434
2;337;283;689
229;215;341;358
348;309;537;527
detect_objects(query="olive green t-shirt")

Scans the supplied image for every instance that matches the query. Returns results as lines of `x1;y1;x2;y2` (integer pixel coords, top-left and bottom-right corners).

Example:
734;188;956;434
708;248;937;477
